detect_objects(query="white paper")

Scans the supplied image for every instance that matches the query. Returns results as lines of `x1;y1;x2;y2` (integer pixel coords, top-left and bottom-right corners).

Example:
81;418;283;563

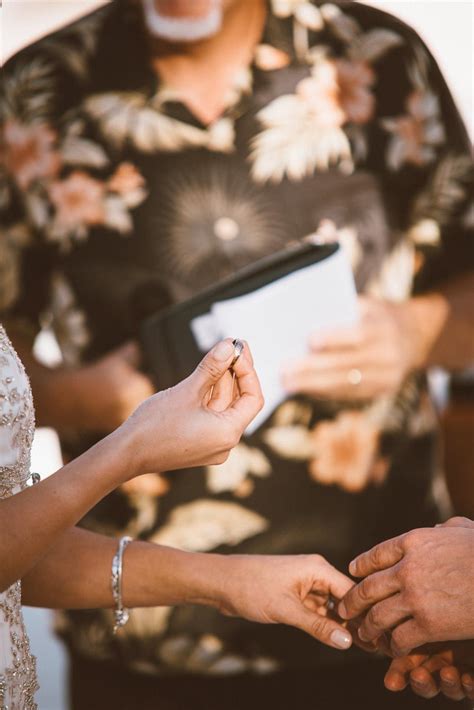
192;246;358;433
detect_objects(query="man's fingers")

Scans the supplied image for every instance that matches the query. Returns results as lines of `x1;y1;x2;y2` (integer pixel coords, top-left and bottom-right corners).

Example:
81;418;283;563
339;568;400;620
384;653;429;693
193;340;236;395
409;667;440;699
348;535;406;578
461;671;474;700
357;593;409;642
227;342;264;428
439;666;466;701
438;516;474;530
391;619;426;657
309;325;367;352
289;605;352;650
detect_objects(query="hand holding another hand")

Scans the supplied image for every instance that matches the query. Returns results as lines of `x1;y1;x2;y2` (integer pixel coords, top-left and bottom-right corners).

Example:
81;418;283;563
219;554;354;650
338;518;474;655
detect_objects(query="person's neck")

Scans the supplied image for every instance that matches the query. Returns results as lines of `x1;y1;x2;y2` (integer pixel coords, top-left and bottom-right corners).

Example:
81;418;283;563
149;0;266;125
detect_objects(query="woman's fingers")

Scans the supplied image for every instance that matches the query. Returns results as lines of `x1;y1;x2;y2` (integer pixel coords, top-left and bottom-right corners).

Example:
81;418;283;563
207;370;234;412
438;666;467;701
193;339;236;396
227;341;264;428
287;603;352;650
317;560;355;601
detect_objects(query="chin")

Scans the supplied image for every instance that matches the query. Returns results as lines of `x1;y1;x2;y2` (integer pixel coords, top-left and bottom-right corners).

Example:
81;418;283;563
142;0;224;42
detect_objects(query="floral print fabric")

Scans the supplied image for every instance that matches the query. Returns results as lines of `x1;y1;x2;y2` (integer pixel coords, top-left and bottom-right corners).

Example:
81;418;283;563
1;0;472;674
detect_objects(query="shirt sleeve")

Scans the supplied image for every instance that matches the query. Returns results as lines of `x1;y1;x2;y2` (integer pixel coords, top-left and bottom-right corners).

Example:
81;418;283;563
360;8;473;294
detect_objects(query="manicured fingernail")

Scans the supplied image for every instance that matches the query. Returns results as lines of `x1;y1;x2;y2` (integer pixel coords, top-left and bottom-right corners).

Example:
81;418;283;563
330;629;352;649
213;340;234;361
338;601;348;619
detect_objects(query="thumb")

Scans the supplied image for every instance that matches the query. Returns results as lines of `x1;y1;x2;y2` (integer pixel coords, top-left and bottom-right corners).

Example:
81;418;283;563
192;339;236;396
287;604;352;651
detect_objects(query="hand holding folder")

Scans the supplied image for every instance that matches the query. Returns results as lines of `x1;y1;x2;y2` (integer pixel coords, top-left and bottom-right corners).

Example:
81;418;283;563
140;241;358;433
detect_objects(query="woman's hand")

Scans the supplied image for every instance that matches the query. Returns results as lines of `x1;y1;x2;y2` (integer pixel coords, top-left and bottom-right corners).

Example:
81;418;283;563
121;339;264;478
385;641;474;702
217;554;355;650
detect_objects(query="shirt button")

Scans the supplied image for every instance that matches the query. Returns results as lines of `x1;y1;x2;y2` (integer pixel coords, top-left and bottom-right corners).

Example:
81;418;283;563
214;217;240;241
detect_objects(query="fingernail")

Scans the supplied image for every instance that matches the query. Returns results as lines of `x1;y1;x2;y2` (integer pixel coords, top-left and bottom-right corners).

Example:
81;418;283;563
349;560;357;576
338;601;347;619
213;340;234;361
442;678;455;687
358;627;369;642
330;629;352;649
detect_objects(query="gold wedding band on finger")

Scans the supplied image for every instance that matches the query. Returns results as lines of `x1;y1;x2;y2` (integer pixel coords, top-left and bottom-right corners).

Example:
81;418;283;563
347;368;362;386
230;339;244;369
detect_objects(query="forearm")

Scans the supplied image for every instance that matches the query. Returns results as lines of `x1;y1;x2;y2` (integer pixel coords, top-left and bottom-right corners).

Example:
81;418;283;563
21;526;227;612
409;272;474;371
7;330;82;431
0;427;138;593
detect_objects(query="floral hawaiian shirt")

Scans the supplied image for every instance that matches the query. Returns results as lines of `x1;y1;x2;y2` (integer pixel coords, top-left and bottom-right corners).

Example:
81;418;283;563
1;0;472;675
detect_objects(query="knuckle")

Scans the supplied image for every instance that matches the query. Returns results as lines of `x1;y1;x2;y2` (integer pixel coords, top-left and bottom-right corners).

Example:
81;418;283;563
367;605;383;631
403;529;423;550
198;359;221;381
390;627;406;655
311;616;329;640
358;578;373;603
447;516;473;528
370;544;385;570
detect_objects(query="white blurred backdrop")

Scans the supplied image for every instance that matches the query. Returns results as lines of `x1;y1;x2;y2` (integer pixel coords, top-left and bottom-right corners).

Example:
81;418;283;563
1;2;472;708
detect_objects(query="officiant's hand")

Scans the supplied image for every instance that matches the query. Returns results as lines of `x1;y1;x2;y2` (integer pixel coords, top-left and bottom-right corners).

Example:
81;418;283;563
281;297;422;401
70;341;155;432
121;339;264;477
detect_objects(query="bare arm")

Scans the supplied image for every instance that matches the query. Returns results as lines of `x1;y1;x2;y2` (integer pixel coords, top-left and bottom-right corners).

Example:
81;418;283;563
0;341;263;593
9;330;154;433
409;272;474;371
21;526;355;651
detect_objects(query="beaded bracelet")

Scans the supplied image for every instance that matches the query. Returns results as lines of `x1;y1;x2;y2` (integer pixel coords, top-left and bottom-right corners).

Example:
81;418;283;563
111;535;133;634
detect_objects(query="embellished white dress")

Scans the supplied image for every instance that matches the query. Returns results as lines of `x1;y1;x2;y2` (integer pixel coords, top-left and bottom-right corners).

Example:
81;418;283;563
0;325;39;709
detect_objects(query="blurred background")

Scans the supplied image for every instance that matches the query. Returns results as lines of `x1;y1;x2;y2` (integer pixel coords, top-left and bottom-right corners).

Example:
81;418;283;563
1;2;472;708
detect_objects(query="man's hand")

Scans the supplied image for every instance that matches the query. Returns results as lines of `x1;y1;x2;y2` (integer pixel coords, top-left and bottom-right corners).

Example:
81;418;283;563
385;641;474;702
281;297;422;401
338;521;474;655
219;554;354;650
72;342;155;432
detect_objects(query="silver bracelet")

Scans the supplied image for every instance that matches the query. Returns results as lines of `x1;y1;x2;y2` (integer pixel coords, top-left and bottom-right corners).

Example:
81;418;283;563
111;535;133;634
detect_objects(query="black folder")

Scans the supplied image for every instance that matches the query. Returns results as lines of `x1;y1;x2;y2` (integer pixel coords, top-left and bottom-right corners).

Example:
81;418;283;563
140;241;339;391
